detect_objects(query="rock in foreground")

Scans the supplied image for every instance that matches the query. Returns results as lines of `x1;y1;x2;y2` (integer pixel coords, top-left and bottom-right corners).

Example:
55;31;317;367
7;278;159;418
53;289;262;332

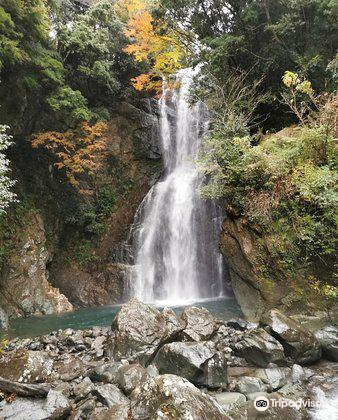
108;299;167;365
262;309;321;364
130;374;229;420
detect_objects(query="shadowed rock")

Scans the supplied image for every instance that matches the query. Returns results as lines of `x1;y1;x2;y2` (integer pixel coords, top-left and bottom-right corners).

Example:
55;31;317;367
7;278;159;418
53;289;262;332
315;325;338;361
234;328;286;367
262;309;321;364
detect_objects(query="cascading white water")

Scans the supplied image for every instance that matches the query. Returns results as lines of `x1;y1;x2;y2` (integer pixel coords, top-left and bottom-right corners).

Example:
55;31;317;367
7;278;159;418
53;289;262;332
129;69;226;305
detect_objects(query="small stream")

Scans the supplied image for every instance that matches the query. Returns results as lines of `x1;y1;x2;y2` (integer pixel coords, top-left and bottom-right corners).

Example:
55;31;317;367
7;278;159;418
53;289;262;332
7;297;242;339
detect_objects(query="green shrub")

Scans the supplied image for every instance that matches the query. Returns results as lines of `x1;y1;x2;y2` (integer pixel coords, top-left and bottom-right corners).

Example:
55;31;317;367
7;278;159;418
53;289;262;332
198;125;337;277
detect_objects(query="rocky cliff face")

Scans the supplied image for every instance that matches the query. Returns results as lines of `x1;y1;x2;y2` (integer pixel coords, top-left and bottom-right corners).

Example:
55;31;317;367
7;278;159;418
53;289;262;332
220;216;337;323
0;211;73;320
0;99;162;324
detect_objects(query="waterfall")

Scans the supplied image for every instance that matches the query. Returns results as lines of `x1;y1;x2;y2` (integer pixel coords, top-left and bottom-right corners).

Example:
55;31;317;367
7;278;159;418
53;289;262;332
128;69;226;305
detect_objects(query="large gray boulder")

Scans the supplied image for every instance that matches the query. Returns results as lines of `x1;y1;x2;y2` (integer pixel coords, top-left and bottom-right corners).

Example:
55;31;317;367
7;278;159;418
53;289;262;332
314;325;338;361
130;374;230;420
180;306;218;341
108;299;167;365
153;341;227;388
262;309;322;364
0;390;70;420
234;328;286;367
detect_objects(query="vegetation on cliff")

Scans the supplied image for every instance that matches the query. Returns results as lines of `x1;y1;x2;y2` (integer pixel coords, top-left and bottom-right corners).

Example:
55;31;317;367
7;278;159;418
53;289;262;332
0;0;336;314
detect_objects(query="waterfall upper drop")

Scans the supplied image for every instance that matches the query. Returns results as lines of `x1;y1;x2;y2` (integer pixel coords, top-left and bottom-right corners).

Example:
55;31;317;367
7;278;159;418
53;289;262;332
129;69;226;305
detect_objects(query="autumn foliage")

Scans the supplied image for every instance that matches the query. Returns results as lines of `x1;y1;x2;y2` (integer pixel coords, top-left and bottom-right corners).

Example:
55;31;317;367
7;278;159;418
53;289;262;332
122;0;184;92
31;122;108;194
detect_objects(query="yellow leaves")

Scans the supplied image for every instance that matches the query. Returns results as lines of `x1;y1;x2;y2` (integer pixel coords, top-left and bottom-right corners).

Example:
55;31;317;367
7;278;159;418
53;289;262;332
123;0;184;92
282;71;299;88
282;71;314;96
31;122;108;194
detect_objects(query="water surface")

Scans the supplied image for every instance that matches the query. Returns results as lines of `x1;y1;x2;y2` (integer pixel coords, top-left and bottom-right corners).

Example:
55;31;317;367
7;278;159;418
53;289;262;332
8;297;242;339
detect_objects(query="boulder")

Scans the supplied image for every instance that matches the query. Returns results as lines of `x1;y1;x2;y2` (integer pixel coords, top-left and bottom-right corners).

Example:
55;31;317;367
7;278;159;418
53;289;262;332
232;376;268;395
0;349;54;383
54;356;87;381
162;307;185;339
73;377;94;401
203;351;229;389
108;299;166;364
153;341;227;388
234;328;285;367
92;383;129;408
88;361;123;383
250;367;292;391
214;392;246;410
226;319;252;331
130;374;229;420
262;309;322;364
314;325;338;361
117;364;149;395
180;306;218;341
0;390;70;420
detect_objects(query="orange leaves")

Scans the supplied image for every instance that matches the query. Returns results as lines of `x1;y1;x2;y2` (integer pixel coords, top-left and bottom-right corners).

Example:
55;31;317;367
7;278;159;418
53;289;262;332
122;0;184;92
131;74;151;91
31;122;108;193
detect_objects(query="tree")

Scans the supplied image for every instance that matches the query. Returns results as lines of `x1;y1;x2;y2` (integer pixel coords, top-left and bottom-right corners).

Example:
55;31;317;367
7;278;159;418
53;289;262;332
122;0;185;91
0;125;16;213
31;122;108;195
56;0;133;102
161;0;337;128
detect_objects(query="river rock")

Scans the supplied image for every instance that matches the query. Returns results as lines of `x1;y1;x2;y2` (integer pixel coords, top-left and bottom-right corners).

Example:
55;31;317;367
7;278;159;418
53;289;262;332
314;325;338;361
108;299;166;364
180;306;218;341
88;361;124;383
130;374;229;420
0;349;54;383
90;404;131;420
162;307;185;339
234;328;285;367
117;363;149;395
54;356;87;381
93;383;129;408
226;318;253;331
214;392;246;410
153;341;227;387
73;377;94;401
262;309;322;364
250;367;292;391
232;376;268;395
0;390;70;420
